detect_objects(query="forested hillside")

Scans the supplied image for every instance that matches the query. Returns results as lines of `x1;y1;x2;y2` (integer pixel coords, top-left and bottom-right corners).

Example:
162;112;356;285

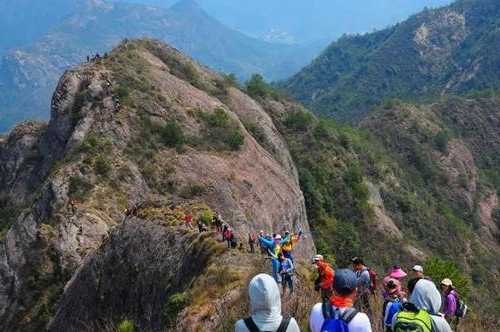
282;0;500;121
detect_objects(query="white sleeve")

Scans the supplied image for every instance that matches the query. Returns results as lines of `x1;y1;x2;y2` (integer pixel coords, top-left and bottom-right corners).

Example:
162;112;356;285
348;312;372;332
309;303;324;332
234;319;249;332
287;318;301;332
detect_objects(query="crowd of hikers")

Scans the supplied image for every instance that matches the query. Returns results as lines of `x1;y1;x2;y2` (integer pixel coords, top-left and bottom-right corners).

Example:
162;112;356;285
177;212;466;332
234;232;467;332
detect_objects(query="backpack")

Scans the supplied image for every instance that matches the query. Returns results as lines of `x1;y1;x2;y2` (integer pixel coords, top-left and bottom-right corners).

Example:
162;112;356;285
321;303;358;332
384;299;402;327
243;316;291;332
393;303;432;332
455;298;468;319
367;268;377;293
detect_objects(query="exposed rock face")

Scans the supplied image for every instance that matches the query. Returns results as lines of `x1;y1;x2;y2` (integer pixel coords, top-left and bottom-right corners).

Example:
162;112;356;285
48;217;218;331
0;39;314;331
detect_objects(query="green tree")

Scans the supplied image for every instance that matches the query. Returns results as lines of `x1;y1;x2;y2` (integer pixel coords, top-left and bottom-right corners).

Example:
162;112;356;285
424;258;470;298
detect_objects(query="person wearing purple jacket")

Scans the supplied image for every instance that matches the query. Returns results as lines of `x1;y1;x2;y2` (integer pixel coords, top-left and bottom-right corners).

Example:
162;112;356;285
440;278;457;322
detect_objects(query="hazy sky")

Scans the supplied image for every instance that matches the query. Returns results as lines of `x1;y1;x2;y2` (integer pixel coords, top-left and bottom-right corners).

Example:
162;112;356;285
117;0;454;43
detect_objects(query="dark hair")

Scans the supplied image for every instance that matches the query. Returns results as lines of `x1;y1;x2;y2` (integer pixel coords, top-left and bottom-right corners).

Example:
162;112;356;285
387;280;397;290
407;278;420;294
334;287;356;296
351;257;364;265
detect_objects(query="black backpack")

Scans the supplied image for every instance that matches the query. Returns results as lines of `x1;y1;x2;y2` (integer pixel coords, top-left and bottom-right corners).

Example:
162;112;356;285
243;316;291;332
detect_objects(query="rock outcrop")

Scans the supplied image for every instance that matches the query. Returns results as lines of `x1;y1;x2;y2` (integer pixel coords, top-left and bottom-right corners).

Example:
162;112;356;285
0;39;314;331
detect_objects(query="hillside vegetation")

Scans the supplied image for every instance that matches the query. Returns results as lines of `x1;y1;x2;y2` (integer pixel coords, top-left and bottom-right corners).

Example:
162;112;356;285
0;38;499;331
282;0;500;121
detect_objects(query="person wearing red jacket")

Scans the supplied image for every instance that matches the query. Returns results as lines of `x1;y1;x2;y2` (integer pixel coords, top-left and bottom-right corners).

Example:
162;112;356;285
312;255;335;303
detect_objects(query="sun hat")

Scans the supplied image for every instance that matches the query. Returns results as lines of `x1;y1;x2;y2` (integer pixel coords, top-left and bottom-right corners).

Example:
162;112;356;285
441;278;453;287
389;266;408;279
412;265;424;273
274;234;282;240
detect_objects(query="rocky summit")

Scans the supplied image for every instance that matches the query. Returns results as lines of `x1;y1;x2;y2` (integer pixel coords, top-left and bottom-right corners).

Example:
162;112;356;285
0;39;314;331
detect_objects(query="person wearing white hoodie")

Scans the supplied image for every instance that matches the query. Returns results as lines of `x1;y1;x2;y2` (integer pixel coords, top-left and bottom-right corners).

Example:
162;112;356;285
235;274;301;332
392;278;452;332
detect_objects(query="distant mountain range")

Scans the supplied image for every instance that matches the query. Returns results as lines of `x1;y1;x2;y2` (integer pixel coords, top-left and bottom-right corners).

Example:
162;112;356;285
117;0;453;44
0;0;322;133
282;0;500;121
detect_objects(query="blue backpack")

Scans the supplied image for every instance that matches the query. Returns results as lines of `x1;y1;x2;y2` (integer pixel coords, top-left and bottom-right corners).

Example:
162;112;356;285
321;303;358;332
384;299;402;327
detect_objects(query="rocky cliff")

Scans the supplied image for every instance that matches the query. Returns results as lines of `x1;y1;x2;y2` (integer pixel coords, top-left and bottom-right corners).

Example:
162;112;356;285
0;39;314;331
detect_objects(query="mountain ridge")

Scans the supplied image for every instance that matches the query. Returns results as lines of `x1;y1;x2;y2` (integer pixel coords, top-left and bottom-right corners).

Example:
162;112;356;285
281;0;500;121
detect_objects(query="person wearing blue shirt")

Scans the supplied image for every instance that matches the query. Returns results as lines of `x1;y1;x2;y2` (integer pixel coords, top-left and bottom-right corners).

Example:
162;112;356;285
258;232;290;283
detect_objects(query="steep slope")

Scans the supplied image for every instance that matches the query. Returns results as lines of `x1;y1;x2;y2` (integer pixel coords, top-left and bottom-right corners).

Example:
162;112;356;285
282;0;500;121
0;39;314;331
0;0;322;133
240;79;499;325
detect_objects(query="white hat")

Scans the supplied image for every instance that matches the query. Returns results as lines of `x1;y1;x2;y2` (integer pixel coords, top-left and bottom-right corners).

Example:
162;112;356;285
441;278;453;287
274;234;282;240
312;254;323;263
412;265;424;273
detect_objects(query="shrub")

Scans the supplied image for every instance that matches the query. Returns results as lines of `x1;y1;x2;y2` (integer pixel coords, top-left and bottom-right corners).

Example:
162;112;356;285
226;129;245;151
163;292;188;326
284;111;315;131
198;108;245;151
200;209;214;224
245;74;269;98
179;183;206;199
160;120;185;149
117;319;135;332
433;130;450;153
68;176;92;200
94;155;112;177
424;257;470;299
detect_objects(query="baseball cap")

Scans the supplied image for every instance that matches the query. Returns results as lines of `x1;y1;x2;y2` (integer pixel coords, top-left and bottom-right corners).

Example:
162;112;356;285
334;269;358;291
412;265;424;273
441;278;453;287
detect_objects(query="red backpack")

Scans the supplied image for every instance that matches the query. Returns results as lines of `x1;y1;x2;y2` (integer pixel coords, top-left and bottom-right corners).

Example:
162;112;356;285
368;268;378;293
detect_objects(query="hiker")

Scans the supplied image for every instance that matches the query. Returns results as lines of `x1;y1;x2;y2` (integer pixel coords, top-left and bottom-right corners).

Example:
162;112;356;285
259;233;271;254
235;274;300;332
382;279;406;331
258;232;290;283
279;253;294;295
213;213;223;232
222;224;229;242
309;268;373;332
440;279;457;322
392;278;452;332
249;232;257;253
224;227;234;248
312;255;334;303
383;266;407;300
197;220;207;233
411;265;425;279
86;55;90;62
351;257;371;313
184;213;193;228
281;230;302;263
